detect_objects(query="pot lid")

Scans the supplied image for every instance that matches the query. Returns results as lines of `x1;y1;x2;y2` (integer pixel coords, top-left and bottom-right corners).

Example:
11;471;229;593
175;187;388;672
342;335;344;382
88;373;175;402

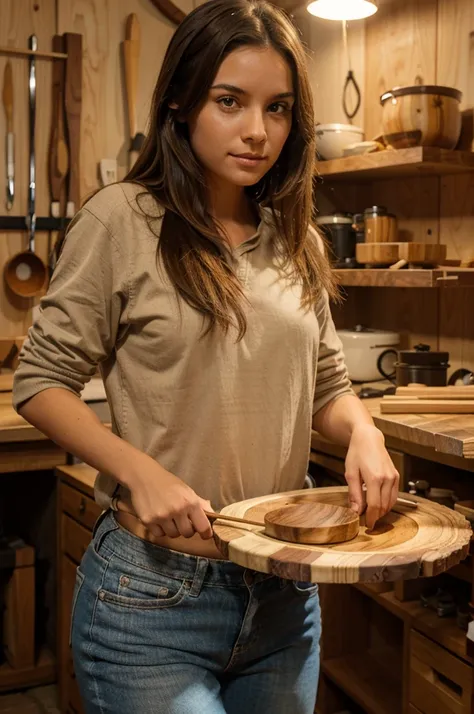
397;343;449;365
380;85;462;104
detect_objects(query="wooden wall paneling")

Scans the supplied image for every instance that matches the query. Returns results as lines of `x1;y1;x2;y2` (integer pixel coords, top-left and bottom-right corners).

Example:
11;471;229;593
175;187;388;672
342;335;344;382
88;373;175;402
439;288;474;374
364;0;438;140
332;287;440;352
437;0;474;374
0;0;56;337
57;0;194;205
366;176;440;245
296;11;365;129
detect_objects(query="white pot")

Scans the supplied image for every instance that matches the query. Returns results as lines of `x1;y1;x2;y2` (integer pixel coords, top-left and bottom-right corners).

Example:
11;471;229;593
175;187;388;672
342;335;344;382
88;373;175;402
315;123;365;160
337;326;400;382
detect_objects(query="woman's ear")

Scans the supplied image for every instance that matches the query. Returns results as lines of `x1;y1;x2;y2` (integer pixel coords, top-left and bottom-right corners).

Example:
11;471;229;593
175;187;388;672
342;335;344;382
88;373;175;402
169;101;186;123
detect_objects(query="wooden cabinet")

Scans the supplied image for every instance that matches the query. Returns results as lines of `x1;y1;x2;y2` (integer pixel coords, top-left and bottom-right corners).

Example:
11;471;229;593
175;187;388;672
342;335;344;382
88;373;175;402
57;464;100;714
410;630;472;714
312;438;474;714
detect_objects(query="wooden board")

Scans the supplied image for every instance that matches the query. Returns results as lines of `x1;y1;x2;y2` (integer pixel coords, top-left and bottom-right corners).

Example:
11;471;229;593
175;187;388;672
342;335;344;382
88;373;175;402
362;398;474;459
381;399;474;414
212;487;472;584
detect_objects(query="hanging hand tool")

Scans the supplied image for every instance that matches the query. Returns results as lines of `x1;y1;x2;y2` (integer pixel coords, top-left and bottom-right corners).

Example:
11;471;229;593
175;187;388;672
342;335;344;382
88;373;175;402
48;35;69;278
342;20;361;123
4;34;47;298
64;33;82;218
123;14;146;170
2;60;14;210
49;36;69;220
27;35;37;256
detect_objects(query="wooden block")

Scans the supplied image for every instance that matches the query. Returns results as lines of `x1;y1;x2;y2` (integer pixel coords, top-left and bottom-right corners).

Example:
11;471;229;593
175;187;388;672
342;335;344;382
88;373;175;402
356;242;447;267
381;399;474;414
395;386;474;400
356;242;400;266
3;546;35;669
399;242;447;265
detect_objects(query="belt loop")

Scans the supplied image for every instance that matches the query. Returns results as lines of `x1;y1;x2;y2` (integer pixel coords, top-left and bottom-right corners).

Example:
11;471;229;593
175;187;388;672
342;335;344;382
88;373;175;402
188;557;208;598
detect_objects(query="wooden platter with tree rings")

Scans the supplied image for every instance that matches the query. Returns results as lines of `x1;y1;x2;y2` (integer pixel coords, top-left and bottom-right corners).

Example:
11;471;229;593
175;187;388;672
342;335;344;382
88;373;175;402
212;487;472;584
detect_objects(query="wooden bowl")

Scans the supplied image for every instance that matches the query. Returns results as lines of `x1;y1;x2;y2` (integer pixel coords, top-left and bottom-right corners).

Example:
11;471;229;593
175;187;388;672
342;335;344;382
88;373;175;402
380;85;462;150
264;502;359;545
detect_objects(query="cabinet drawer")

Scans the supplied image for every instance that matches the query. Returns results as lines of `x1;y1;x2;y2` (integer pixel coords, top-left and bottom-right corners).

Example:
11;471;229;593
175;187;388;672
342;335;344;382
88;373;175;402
60;481;101;531
410;630;472;714
62;514;92;564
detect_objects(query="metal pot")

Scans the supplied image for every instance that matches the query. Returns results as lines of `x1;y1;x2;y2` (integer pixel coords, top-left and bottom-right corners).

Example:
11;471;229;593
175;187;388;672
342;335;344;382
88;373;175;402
378;343;450;386
315;214;357;268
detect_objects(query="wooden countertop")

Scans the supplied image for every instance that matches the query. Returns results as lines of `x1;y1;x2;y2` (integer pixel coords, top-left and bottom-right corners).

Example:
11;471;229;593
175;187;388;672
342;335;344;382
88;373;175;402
364;397;474;460
1;385;473;460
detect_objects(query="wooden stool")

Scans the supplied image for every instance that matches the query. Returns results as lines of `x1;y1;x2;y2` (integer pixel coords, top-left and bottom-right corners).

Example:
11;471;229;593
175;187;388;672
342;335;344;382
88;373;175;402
2;539;35;669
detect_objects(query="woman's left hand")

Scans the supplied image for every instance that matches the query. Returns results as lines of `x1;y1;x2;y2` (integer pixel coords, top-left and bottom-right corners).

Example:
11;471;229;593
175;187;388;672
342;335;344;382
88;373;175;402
344;423;400;529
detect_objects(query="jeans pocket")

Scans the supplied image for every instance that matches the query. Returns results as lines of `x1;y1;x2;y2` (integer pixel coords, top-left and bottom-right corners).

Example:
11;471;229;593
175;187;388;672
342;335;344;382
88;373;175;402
99;558;189;610
291;580;319;597
69;568;85;646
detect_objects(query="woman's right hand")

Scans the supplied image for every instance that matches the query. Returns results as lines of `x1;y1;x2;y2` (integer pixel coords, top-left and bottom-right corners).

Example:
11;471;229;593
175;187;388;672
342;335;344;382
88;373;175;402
124;455;214;540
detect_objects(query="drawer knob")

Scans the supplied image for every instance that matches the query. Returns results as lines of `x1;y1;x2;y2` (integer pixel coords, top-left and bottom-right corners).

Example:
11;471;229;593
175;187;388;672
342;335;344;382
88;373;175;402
79;498;86;515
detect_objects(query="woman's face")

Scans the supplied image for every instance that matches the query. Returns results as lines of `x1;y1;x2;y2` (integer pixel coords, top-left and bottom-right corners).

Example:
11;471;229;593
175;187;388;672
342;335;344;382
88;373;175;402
187;45;294;191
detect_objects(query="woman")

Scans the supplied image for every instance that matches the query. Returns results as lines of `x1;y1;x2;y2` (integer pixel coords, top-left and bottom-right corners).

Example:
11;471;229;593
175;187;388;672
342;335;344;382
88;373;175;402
13;0;399;712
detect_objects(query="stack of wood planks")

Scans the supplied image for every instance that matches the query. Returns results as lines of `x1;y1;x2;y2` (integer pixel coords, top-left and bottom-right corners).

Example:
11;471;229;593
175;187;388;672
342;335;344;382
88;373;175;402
380;385;474;414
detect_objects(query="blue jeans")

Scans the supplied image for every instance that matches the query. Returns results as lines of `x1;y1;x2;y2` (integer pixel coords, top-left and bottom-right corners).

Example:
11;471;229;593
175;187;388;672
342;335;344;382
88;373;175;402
71;511;321;714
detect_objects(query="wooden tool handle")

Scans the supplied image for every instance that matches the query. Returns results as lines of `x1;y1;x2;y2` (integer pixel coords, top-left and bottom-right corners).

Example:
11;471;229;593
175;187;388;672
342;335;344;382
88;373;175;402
148;0;186;25
124;14;140;142
49;35;68;207
64;32;82;215
2;60;13;130
204;511;263;527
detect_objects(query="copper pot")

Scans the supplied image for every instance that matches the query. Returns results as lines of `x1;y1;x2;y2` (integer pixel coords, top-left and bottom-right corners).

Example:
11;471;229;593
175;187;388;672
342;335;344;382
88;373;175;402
380;84;462;150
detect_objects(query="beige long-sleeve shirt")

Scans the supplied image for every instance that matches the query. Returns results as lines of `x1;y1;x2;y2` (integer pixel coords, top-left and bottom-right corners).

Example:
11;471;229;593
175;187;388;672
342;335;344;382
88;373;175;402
12;183;353;511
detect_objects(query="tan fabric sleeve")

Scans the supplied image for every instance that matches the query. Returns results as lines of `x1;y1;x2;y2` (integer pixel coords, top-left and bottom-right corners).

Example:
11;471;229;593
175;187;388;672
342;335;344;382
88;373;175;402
12;207;128;411
312;290;354;415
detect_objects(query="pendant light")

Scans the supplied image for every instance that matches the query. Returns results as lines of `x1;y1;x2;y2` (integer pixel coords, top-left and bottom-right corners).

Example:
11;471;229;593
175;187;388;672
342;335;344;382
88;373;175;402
307;0;378;21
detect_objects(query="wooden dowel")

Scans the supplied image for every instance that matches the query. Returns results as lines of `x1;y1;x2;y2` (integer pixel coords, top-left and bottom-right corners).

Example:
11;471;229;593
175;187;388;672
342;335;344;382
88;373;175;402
0;46;68;61
204;511;263;527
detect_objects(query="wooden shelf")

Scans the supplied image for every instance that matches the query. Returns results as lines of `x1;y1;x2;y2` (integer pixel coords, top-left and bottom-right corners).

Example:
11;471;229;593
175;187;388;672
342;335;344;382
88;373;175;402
0;648;55;692
314;147;474;182
356;584;472;664
322;647;402;714
334;267;474;288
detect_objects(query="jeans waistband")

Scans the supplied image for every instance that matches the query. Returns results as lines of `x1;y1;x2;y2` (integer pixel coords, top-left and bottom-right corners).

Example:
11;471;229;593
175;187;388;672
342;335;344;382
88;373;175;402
94;510;269;589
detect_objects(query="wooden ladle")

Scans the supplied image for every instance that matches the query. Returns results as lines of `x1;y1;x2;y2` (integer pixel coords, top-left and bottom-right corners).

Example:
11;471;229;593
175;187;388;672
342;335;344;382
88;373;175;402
205;495;417;546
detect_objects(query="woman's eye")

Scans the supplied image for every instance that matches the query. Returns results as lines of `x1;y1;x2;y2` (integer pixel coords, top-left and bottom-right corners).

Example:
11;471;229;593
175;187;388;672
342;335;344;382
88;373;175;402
268;102;290;114
218;97;238;109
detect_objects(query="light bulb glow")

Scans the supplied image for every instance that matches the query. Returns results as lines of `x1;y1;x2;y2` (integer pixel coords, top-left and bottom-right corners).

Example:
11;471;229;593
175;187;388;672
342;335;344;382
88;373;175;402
306;0;378;21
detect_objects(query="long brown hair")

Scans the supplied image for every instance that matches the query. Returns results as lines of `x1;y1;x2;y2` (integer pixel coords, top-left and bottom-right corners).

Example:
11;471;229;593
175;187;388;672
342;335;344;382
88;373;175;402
126;0;337;338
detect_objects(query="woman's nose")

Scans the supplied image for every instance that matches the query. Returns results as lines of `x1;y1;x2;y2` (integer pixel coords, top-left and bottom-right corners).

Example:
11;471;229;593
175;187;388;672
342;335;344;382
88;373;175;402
242;110;267;144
